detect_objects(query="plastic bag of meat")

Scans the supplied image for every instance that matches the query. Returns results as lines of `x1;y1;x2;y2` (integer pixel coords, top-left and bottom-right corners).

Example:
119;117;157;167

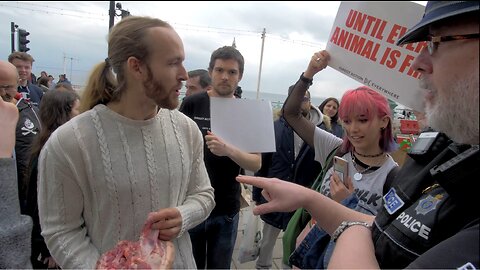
96;223;175;269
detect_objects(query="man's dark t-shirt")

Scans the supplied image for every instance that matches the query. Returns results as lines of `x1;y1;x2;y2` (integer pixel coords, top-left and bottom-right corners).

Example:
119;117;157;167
179;92;241;216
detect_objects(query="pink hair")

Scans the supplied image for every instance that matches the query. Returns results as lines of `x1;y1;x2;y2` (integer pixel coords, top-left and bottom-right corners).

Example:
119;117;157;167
338;86;396;153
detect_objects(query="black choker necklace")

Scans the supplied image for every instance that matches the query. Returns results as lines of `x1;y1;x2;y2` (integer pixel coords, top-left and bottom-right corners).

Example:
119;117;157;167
354;149;384;158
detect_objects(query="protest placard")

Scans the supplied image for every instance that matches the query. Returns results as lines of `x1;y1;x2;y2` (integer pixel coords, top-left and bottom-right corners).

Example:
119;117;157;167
326;2;426;111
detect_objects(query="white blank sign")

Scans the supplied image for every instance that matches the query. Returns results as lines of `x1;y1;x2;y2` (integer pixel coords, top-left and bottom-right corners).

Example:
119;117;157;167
210;97;276;153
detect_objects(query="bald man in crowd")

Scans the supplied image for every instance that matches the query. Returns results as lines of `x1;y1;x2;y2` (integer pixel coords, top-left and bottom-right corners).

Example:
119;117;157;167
0;60;33;269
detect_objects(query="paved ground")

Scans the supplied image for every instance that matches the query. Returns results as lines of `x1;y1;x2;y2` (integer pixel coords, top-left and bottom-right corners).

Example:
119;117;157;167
230;184;285;269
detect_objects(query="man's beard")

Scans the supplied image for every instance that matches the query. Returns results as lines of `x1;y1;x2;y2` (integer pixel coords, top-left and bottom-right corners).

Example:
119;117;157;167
214;83;235;97
421;73;479;144
143;66;178;110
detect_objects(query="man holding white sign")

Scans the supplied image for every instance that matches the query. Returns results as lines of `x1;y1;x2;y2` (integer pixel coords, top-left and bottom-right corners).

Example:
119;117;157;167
180;45;261;269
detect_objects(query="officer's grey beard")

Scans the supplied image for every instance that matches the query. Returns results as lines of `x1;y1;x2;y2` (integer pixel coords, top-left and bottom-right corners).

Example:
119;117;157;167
421;73;479;145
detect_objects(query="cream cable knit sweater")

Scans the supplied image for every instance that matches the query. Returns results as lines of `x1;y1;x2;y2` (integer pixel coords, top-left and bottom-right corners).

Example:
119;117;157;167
38;105;215;269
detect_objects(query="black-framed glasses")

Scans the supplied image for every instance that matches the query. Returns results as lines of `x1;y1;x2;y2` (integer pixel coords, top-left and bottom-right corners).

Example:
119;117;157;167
426;33;480;55
302;96;310;102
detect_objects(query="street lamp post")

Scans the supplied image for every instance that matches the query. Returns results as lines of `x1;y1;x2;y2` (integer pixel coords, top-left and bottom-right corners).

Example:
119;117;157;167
109;1;131;30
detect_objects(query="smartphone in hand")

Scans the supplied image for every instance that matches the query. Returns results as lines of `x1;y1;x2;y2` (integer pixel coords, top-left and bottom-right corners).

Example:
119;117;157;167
333;156;348;183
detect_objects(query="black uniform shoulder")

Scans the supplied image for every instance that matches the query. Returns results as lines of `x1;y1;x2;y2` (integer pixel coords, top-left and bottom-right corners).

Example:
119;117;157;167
406;221;479;269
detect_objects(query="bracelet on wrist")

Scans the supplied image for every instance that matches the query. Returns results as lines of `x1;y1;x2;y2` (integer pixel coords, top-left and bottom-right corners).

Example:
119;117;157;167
299;72;313;86
332;221;372;242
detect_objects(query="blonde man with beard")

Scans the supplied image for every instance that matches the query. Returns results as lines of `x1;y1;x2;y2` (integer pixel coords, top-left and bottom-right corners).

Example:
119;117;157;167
37;16;215;269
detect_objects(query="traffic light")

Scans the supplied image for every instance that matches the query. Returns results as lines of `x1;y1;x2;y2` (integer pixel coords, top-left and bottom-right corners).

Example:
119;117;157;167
18;28;30;52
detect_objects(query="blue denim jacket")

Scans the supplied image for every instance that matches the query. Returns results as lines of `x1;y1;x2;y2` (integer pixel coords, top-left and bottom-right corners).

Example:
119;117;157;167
289;195;358;269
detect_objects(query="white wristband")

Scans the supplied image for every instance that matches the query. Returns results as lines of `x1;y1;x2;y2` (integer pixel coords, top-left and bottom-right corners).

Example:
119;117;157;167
332;221;372;242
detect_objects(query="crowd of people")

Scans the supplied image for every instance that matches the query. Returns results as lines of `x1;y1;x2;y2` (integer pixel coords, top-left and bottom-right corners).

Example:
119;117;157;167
1;1;478;269
7;53;73;102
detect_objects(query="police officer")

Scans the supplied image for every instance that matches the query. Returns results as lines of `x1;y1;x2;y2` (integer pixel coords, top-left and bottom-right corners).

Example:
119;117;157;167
236;1;479;268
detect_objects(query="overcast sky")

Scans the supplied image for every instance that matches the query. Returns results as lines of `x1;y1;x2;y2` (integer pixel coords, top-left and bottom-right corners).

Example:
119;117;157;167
0;1;426;101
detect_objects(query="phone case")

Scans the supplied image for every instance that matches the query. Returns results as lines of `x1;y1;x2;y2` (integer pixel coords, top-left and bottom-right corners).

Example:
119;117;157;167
333;156;348;183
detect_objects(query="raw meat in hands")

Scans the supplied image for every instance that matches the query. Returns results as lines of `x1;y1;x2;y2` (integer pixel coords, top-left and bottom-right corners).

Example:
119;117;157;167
96;223;174;269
